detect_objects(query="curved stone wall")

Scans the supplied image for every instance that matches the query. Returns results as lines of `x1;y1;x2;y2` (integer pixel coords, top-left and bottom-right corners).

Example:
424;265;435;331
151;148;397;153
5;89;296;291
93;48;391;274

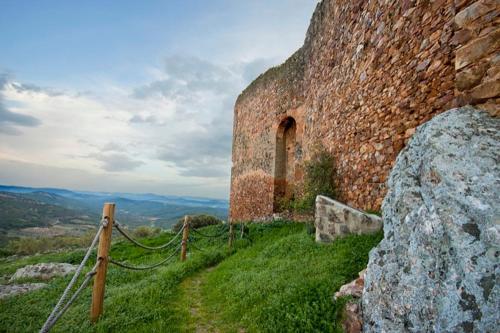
230;0;499;221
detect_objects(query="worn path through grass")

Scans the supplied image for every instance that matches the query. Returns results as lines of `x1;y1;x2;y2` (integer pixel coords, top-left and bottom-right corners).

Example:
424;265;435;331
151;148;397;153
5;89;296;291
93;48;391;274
174;223;383;333
177;264;248;333
178;266;220;333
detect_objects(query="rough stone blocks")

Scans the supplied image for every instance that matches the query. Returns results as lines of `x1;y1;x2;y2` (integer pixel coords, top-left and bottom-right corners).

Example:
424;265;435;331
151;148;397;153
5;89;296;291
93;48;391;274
314;195;382;242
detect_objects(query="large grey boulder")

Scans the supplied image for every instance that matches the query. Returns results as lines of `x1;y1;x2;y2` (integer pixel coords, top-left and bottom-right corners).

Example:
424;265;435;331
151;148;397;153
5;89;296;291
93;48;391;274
315;195;382;242
0;283;47;299
10;263;77;282
363;107;499;332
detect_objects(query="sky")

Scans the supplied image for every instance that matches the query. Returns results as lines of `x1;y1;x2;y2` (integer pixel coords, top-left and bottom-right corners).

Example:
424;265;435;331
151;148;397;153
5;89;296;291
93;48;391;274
0;0;318;199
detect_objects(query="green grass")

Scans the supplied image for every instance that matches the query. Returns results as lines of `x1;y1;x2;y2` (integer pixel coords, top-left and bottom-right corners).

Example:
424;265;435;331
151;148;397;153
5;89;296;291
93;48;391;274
0;222;382;332
196;223;381;332
0;228;232;333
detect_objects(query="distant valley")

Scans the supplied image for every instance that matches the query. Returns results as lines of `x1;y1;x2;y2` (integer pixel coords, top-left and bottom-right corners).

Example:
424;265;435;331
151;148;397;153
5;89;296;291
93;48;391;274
0;185;228;245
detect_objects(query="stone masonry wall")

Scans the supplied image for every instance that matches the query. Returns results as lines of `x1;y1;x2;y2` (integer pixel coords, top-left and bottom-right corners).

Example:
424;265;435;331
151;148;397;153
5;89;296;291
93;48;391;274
229;0;499;221
454;0;500;115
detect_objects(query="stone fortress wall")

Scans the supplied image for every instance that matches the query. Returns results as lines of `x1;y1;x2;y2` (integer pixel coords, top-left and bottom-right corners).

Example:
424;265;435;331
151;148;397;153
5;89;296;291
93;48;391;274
230;0;499;221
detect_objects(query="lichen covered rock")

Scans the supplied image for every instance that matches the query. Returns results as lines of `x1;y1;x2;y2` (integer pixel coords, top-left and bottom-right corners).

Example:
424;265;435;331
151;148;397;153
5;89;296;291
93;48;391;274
10;263;77;282
0;283;47;299
363;107;500;332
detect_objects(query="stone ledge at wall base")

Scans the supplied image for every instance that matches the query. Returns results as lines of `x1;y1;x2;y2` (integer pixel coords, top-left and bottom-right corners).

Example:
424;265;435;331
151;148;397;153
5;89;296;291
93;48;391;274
314;195;383;242
272;212;314;223
245;212;314;223
363;106;500;332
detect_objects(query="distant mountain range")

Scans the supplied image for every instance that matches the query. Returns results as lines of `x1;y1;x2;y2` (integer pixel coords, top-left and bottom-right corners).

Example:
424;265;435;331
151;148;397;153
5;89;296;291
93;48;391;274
0;185;228;244
0;185;228;209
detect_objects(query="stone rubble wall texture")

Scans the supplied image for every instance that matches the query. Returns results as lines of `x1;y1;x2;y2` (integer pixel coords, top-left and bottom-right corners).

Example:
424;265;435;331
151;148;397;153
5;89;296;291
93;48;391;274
315;195;382;242
229;0;500;221
363;107;500;332
454;0;500;115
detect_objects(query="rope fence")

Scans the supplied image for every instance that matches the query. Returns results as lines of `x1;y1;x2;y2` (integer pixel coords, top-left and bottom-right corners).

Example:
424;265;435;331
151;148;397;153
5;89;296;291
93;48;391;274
39;203;234;332
45;258;102;330
114;220;184;250
187;238;207;252
109;242;182;270
40;219;106;333
190;224;229;239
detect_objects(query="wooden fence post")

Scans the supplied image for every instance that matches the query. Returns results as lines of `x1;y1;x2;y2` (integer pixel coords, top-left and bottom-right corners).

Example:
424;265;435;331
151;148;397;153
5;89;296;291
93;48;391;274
180;215;190;261
91;203;115;323
228;223;234;248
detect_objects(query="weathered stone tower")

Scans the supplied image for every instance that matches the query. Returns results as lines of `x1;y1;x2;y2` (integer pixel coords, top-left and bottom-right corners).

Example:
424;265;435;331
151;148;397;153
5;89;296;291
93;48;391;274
230;0;499;221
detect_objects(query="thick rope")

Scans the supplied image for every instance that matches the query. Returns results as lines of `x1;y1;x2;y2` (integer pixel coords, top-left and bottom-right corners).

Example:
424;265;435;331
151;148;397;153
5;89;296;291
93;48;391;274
109;243;182;271
187;240;206;252
43;259;102;331
114;221;184;250
190;224;228;238
40;219;107;333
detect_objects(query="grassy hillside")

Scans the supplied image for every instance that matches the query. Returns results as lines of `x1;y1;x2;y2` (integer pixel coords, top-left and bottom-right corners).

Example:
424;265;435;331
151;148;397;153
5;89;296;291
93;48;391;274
0;192;95;230
0;192;97;247
0;222;382;332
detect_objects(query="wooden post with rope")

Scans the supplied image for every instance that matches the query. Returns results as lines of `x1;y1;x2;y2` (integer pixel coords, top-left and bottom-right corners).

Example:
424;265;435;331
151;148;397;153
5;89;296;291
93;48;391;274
180;215;190;261
91;203;115;323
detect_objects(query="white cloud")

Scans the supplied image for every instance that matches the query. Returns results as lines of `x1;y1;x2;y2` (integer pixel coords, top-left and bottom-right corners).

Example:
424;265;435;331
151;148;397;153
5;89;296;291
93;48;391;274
88;152;144;172
0;0;318;198
0;56;276;197
0;76;42;135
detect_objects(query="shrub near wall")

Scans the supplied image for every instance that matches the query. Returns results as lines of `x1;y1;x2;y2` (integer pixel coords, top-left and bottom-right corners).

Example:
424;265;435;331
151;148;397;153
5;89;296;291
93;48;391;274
281;149;336;214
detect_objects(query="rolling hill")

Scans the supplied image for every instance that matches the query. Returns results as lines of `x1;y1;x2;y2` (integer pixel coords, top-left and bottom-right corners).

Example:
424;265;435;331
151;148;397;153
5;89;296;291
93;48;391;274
0;185;228;245
0;192;97;230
